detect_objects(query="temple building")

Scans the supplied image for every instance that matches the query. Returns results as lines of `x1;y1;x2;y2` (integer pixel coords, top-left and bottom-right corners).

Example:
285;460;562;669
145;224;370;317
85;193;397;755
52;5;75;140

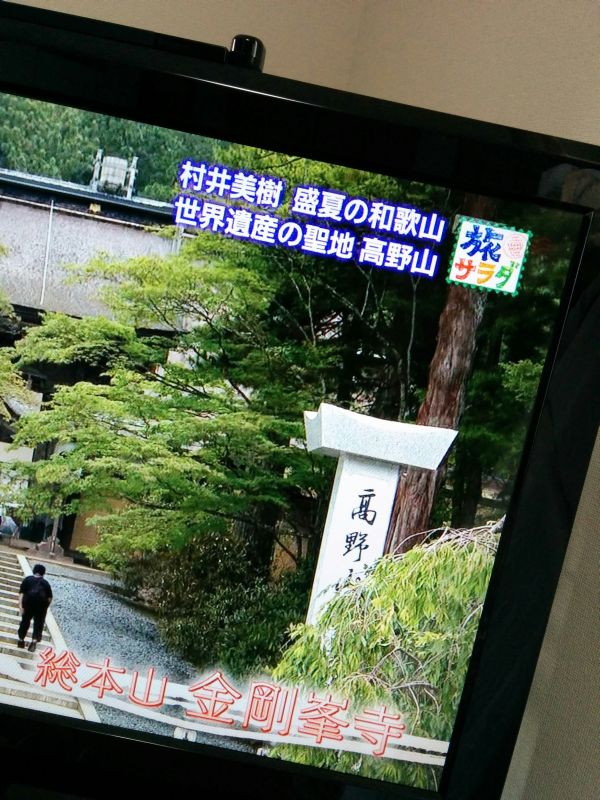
0;152;176;555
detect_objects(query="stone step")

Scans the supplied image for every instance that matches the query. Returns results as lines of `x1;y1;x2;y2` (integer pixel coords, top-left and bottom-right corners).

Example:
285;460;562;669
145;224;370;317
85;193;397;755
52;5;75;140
0;614;21;629
0;632;51;649
0;580;22;589
0;564;24;575
0;560;21;572
0;631;52;648
0;609;21;622
0;652;38;672
0;578;23;588
0;601;52;626
2;586;20;597
0;555;23;565
0;617;22;630
0;564;23;575
0;580;21;594
0;689;84;720
0;613;49;629
0;570;20;579
0;618;29;633
0;616;51;636
0;610;52;635
0;676;80;710
0;613;21;628
0;615;21;631
0;564;19;580
0;604;21;620
0;642;37;660
0;579;23;590
0;557;90;722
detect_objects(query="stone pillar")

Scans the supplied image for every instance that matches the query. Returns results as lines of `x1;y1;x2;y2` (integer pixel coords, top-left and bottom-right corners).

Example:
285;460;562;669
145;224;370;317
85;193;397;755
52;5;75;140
304;403;457;623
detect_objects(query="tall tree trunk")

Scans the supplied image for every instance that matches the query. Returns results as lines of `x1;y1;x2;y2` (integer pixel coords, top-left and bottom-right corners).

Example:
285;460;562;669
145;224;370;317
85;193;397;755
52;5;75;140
386;284;486;552
385;193;498;553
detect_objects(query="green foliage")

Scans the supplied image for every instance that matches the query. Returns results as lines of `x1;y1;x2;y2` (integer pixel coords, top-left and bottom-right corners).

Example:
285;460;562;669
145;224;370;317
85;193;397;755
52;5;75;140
0;285;22;340
3;144;454;563
15;313;143;369
457;369;524;475
448;217;576;512
501;359;543;404
0;291;36;419
115;533;313;676
0;349;37;420
451;357;544;524
80;506;189;573
0;93;216;200
6;237;337;566
270;526;498;791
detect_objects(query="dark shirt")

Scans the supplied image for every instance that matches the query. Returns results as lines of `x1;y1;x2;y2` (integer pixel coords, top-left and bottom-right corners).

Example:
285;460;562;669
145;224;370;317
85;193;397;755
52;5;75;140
19;575;53;606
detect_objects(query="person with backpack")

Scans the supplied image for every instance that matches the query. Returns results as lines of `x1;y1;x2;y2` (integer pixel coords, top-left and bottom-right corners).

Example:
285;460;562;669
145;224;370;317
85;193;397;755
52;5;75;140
17;563;53;652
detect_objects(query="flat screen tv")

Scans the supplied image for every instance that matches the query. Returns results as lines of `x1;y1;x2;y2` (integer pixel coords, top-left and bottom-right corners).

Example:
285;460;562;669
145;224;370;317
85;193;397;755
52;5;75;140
0;5;599;800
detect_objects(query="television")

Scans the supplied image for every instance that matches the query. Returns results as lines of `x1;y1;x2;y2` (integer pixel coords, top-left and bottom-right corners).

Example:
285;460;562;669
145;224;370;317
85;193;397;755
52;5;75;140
0;5;599;800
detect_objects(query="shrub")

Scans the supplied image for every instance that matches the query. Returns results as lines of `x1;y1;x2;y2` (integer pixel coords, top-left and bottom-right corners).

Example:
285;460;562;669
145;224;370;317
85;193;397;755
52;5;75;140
115;532;314;677
269;524;499;792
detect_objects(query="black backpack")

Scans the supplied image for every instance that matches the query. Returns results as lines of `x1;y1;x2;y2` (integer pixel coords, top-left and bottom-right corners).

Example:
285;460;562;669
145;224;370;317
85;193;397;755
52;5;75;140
27;577;49;603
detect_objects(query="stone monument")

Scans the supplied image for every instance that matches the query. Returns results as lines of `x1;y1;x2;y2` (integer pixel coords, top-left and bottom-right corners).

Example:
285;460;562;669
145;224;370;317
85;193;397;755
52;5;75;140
304;403;457;623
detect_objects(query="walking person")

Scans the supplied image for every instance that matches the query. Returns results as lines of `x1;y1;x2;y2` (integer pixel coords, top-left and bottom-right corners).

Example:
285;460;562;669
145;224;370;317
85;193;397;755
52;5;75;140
17;563;53;652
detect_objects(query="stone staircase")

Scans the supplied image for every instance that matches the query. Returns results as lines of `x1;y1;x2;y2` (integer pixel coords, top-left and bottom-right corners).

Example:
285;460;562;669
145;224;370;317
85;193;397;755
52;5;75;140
0;548;98;721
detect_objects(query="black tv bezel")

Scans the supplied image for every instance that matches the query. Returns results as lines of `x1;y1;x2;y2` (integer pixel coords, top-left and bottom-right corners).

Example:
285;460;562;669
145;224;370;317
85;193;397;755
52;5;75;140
0;5;599;800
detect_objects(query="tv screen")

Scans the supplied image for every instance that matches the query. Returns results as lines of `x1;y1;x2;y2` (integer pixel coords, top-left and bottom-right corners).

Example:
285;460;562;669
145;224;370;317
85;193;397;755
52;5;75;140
0;7;598;800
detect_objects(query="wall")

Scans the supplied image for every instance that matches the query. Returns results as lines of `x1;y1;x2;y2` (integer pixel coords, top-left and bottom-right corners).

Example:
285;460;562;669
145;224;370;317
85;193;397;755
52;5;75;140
9;0;600;146
0;196;174;316
6;3;600;799
501;430;600;800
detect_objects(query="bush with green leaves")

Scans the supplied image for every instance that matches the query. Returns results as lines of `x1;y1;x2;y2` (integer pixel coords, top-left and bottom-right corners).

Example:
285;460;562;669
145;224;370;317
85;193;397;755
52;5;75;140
270;524;499;792
114;532;314;677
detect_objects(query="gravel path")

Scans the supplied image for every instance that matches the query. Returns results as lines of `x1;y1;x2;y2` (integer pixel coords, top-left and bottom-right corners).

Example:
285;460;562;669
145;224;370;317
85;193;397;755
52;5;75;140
39;562;253;753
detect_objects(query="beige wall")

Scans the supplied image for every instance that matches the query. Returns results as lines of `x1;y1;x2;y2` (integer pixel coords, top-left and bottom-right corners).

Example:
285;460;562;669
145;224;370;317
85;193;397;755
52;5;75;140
70;499;127;551
0;197;174;316
6;3;600;799
9;0;600;146
70;509;100;551
501;431;600;799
